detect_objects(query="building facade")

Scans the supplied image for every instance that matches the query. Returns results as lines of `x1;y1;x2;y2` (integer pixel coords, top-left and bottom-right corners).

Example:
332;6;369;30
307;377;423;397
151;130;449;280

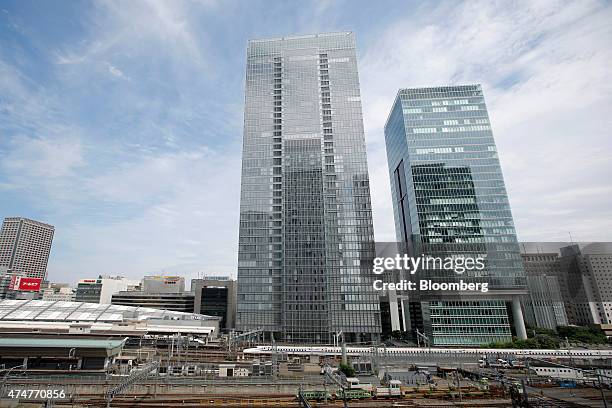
141;275;185;293
384;85;527;346
75;276;140;304
523;275;568;330
0;273;42;300
520;252;568;331
111;292;194;313
237;32;381;343
0;217;54;280
558;244;612;325
192;277;237;330
40;282;75;302
111;275;193;313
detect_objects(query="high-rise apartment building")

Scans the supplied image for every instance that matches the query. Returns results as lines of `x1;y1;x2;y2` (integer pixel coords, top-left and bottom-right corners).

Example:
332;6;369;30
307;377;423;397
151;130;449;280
237;32;381;343
384;85;527;346
0;217;54;280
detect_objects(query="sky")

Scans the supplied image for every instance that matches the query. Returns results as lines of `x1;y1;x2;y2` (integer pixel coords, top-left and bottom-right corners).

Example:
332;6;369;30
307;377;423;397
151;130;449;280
1;0;611;285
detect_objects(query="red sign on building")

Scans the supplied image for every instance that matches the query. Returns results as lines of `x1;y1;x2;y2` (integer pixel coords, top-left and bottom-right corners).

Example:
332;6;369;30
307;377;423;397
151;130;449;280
9;276;42;292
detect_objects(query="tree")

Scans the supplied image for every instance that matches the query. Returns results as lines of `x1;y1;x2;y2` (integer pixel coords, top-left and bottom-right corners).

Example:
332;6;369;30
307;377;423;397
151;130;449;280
338;362;355;377
557;325;607;344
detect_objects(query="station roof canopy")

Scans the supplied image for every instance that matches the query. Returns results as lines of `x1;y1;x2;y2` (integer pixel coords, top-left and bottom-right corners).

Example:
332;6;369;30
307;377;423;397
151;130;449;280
0;336;127;357
0;337;125;349
0;299;220;323
0;300;219;338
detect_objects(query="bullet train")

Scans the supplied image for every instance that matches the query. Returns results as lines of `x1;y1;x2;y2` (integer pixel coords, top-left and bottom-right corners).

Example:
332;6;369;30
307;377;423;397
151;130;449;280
243;345;612;360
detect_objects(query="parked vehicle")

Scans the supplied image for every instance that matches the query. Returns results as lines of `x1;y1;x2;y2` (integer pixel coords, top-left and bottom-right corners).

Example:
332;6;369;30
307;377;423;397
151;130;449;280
346;377;373;392
373;380;402;398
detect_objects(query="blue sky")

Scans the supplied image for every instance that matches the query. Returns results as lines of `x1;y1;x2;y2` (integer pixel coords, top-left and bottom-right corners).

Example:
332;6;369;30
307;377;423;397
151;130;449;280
1;0;611;285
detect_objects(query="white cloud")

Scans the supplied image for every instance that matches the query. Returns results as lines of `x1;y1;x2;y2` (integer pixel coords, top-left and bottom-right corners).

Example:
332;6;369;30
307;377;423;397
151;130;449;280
359;0;612;243
3;0;611;286
0;54;93;208
86;147;213;203
107;63;128;79
55;0;213;73
2;136;84;178
47;146;241;282
1;0;239;284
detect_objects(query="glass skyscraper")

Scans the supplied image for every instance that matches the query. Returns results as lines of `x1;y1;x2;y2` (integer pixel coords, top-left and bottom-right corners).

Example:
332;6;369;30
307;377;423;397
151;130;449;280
384;85;527;346
237;32;381;344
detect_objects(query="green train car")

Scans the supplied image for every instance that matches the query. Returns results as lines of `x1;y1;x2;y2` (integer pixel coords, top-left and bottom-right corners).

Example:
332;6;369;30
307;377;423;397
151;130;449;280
300;390;333;401
299;388;372;401
336;388;372;400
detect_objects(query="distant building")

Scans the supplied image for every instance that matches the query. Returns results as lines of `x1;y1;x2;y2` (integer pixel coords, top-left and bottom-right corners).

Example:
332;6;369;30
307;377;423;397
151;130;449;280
40;282;75;302
141;275;185;293
192;277;237;330
111;291;194;313
521;243;612;327
0;274;11;299
523;275;568;330
520;253;568;331
558;244;612;325
0;217;54;280
600;323;612;338
0;270;44;300
75;275;140;304
111;275;193;313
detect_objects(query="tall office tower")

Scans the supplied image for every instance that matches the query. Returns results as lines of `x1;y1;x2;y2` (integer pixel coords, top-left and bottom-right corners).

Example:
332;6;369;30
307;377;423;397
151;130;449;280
0;217;54;280
237;32;381;343
384;85;527;346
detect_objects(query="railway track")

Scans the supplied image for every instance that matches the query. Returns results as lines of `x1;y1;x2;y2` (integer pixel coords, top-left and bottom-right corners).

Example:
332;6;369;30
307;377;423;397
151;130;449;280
52;395;515;408
65;395;299;407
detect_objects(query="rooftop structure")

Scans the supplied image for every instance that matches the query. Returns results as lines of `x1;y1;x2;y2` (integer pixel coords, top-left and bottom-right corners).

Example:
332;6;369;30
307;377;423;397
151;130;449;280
142;275;185;293
75;275;140;304
0;299;220;337
0;336;127;371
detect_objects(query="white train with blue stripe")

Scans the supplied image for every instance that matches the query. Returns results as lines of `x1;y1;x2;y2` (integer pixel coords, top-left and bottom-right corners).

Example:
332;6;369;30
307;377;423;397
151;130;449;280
243;345;612;360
